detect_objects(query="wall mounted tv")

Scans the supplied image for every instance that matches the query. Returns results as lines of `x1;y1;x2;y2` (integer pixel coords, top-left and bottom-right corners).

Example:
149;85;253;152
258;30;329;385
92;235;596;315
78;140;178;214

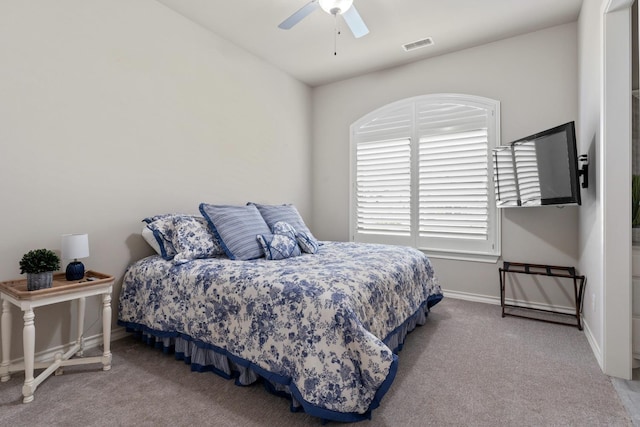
493;121;581;207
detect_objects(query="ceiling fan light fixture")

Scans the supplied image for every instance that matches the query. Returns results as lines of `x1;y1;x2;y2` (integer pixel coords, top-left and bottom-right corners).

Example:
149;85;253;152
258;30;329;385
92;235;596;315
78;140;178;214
278;0;368;39
319;0;353;15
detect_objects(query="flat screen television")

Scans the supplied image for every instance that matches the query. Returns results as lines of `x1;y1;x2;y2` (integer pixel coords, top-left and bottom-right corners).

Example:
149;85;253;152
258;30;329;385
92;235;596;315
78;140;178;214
493;121;581;207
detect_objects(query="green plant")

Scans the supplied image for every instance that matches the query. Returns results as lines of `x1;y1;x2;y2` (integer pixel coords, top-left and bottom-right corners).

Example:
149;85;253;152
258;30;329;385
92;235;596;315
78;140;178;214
19;249;60;274
633;175;640;228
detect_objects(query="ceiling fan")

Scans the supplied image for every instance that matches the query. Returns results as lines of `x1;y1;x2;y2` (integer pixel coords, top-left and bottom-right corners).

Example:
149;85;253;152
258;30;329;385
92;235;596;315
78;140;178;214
278;0;369;39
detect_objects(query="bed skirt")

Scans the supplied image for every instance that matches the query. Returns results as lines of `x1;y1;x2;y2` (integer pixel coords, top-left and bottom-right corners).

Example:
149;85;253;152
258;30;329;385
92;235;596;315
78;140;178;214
118;293;443;423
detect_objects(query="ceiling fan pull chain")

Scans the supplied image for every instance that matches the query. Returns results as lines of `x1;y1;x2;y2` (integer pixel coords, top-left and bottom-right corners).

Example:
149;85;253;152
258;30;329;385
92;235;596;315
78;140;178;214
334;14;338;55
333;13;342;56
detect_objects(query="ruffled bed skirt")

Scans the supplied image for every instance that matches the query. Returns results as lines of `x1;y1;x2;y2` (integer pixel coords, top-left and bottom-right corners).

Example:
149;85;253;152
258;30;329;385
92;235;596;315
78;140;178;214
119;293;443;423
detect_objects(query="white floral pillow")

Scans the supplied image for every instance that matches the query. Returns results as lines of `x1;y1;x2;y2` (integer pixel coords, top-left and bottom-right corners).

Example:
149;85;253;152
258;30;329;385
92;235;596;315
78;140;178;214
171;216;226;264
256;221;302;260
142;213;185;224
272;221;297;240
145;216;180;260
296;231;319;254
143;214;224;263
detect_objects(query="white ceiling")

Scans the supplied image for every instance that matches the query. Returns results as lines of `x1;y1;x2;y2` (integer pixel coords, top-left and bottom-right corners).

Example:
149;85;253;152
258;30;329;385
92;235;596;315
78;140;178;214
156;0;584;87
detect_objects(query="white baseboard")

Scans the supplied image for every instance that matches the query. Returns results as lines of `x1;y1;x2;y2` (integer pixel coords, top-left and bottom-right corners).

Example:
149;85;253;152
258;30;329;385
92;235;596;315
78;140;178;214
442;289;576;315
442;289;501;306
582;318;603;370
6;326;128;367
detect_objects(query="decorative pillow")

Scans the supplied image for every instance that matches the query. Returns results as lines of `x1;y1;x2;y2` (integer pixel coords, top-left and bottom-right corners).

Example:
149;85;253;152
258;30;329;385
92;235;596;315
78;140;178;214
257;221;302;260
145;217;179;260
142;213;194;259
296;231;319;254
199;203;271;261
248;203;319;251
142;213;190;224
257;234;301;261
141;226;163;255
272;221;297;240
171;216;226;265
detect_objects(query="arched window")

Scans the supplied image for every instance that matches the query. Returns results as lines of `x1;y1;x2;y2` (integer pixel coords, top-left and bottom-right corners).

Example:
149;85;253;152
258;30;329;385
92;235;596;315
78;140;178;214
350;94;501;261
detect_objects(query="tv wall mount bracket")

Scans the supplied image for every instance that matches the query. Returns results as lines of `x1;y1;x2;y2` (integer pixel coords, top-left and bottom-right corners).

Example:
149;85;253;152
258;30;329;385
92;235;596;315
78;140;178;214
578;154;588;189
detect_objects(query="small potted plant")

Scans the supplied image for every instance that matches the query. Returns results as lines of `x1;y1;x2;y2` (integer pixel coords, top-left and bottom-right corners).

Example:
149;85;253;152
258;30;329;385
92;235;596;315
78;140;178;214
19;249;60;291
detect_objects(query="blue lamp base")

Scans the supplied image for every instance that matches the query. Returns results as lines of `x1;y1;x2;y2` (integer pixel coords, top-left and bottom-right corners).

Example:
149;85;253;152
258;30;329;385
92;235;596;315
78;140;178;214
66;261;85;281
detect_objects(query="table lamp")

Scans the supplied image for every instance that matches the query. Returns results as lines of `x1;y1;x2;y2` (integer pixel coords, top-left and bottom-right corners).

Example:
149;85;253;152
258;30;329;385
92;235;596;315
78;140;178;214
61;234;90;281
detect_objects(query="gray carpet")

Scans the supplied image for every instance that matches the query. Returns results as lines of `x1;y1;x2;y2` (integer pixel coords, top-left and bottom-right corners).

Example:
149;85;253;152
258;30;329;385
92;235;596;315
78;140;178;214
0;298;632;426
612;368;640;426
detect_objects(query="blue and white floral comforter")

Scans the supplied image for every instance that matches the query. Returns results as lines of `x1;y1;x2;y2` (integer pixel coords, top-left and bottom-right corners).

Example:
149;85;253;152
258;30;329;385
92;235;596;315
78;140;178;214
118;241;442;422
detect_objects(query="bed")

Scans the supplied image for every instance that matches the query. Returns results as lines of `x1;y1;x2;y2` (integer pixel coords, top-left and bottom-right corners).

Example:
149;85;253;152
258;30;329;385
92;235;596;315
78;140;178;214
117;206;442;423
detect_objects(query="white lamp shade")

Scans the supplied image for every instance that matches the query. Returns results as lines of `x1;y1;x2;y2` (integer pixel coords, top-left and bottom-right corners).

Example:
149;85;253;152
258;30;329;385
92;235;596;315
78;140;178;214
61;234;90;260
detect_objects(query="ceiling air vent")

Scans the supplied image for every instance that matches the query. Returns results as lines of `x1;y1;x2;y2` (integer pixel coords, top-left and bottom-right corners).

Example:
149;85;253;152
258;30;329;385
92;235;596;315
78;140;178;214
402;37;434;52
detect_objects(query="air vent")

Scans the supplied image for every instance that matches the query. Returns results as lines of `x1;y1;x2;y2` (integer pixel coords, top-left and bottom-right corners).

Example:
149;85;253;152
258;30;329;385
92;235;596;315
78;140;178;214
402;37;434;52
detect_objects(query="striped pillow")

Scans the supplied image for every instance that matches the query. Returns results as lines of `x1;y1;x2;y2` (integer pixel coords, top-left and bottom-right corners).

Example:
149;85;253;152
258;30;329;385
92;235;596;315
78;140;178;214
199;203;271;261
248;203;318;246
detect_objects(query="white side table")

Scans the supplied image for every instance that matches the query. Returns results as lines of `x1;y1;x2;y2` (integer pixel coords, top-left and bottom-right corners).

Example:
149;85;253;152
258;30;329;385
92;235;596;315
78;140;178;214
0;270;114;403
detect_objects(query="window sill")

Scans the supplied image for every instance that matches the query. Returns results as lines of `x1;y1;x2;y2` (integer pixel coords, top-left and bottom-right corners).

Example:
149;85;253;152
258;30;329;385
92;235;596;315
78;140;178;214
420;249;500;264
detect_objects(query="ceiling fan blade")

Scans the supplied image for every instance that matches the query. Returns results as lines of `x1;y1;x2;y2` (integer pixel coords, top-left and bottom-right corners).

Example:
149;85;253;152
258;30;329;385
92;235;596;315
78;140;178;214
342;5;369;38
278;1;321;30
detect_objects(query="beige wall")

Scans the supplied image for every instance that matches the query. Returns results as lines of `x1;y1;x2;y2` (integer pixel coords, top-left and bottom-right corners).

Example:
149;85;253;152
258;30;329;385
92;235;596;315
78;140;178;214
577;0;605;367
0;1;312;358
312;23;580;304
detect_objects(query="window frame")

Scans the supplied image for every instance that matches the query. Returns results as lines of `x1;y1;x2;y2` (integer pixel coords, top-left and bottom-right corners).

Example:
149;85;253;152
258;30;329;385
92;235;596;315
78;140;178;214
349;93;501;263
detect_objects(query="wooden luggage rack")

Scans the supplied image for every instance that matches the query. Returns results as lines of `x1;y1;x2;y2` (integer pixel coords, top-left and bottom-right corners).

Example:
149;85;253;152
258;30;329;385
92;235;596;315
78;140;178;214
499;261;586;330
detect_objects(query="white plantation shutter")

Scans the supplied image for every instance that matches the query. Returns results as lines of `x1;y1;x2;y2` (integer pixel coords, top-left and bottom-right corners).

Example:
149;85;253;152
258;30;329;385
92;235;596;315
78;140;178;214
513;142;542;206
493;145;519;207
351;94;500;259
356;138;411;235
417;103;491;249
352;106;413;246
